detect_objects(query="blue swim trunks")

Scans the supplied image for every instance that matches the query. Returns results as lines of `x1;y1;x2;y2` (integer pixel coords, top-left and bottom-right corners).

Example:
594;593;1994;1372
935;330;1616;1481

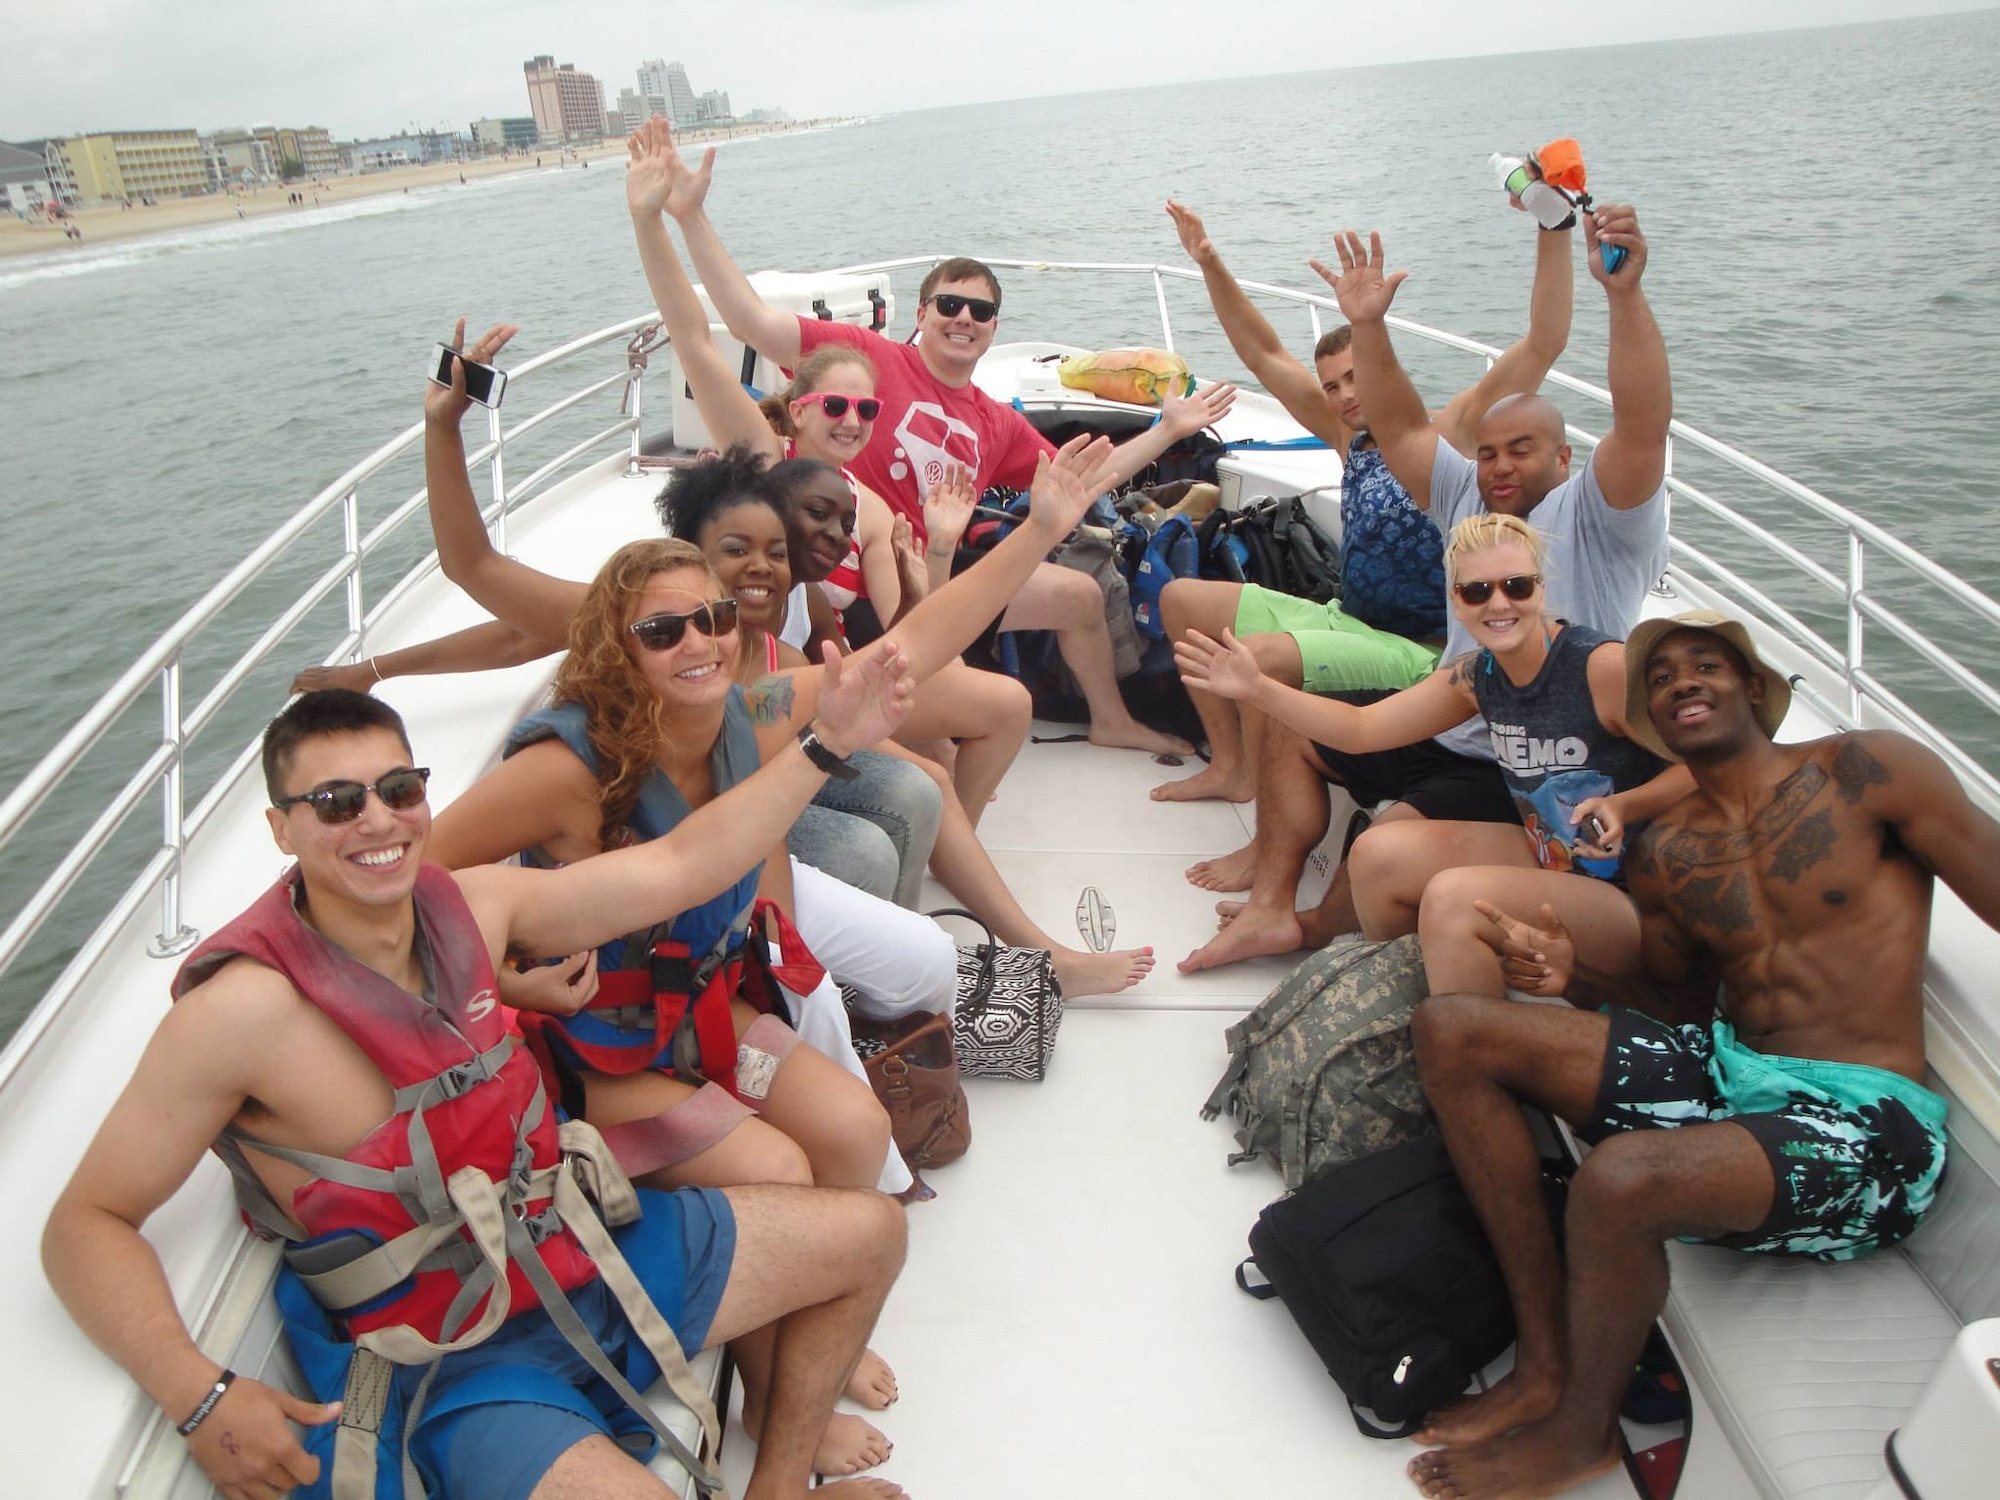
1579;1008;1948;1261
280;1185;736;1500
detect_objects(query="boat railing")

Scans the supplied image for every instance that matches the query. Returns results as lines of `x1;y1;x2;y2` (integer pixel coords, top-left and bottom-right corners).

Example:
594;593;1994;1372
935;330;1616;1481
0;313;659;1090
4;256;1997;1086
836;255;2000;804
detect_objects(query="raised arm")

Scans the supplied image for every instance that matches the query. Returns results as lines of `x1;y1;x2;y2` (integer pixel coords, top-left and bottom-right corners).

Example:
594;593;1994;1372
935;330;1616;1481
853;486;904;622
1433;222;1575;455
627;119;785;458
1580;206;1671;510
292;618;557;696
469;640;912;956
1167;200;1346;445
1178;630;1477;752
656;122;802;367
1093;380;1239;492
45;976;343;1496
1314;231;1439;507
424;320;586;643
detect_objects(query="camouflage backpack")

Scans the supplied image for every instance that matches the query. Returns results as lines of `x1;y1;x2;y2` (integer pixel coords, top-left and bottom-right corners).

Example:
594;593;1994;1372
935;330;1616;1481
1202;934;1433;1188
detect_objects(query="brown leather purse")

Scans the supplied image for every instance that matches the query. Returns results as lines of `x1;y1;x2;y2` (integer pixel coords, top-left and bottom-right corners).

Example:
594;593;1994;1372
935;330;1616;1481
846;1006;971;1170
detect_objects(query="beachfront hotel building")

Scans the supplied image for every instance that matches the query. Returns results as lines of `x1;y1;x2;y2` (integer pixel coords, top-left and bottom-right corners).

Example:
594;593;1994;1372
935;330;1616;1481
523;55;606;145
46;130;208;202
273;126;341;181
471;117;539;154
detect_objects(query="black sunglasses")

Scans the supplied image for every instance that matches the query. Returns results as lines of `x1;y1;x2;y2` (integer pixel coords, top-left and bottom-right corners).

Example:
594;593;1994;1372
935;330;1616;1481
1453;574;1542;606
927;293;998;323
629;597;740;652
274;766;431;825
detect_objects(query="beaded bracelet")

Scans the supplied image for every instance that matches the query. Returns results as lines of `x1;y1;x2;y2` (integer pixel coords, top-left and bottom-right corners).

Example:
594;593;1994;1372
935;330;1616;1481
176;1368;236;1437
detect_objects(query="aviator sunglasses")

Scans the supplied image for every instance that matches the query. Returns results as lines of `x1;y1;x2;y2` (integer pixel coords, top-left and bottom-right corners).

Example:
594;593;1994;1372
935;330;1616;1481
926;293;998;323
1453;574;1542;607
629;597;740;652
794;392;882;422
273;766;431;825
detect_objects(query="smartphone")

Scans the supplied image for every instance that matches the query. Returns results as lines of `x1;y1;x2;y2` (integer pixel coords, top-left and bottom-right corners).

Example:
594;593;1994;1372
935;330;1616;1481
430;343;508;408
1579;813;1610;847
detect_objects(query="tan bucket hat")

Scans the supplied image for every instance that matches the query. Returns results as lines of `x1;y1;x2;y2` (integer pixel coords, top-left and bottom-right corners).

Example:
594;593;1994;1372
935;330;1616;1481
1623;611;1792;762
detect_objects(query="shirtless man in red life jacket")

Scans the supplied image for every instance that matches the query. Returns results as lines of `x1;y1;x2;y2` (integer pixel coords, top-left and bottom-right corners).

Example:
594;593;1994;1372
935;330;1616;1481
43;647;919;1500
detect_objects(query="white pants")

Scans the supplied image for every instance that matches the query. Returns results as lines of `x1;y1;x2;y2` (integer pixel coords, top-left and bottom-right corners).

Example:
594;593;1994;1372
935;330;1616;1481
779;858;959;1195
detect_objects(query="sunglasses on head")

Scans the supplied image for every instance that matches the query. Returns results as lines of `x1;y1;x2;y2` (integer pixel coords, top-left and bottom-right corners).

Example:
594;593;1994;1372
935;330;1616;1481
629;597;740;652
274;766;431;825
794;392;882;422
1453;574;1542;606
926;293;998;323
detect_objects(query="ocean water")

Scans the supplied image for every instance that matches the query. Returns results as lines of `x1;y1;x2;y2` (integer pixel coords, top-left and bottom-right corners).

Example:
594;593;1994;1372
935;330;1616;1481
1;11;1996;1038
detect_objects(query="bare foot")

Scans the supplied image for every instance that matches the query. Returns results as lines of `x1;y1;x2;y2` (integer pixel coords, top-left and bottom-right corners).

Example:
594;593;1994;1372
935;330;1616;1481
1413;1367;1561;1448
1150;764;1253;803
1214;899;1245;926
1051;944;1155;997
1407;1418;1620;1498
291;662;378;695
845;1348;898;1410
1185;844;1258;892
815;1412;892;1477
814;1480;906;1497
1089;720;1196;757
1177;904;1304;973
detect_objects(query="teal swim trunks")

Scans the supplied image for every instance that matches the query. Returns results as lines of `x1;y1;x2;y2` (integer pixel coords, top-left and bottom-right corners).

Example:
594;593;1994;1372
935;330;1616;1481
1232;584;1441;693
1580;1008;1948;1261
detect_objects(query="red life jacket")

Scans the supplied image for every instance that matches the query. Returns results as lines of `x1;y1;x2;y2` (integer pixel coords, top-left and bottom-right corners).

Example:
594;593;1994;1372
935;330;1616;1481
172;864;597;1341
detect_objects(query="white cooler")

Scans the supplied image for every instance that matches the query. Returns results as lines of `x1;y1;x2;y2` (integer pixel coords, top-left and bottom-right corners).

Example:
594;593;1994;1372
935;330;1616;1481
669;270;896;451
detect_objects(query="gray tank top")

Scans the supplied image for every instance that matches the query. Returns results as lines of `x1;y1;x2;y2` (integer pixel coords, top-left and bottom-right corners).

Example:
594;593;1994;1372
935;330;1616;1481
1470;622;1665;880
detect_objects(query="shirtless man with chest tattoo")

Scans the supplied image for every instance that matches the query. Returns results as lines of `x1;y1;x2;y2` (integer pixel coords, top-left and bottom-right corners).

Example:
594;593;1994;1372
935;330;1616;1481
1399;611;2000;1500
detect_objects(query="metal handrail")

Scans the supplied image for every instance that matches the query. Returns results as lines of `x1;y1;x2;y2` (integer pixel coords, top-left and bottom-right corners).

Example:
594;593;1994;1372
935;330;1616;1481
4;259;1997;1081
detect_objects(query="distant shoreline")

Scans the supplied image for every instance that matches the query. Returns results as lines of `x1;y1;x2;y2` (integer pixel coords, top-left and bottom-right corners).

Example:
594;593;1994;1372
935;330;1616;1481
0;118;861;263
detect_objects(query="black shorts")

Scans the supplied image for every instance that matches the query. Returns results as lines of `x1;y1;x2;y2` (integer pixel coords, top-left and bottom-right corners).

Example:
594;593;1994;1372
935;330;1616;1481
1309;692;1516;824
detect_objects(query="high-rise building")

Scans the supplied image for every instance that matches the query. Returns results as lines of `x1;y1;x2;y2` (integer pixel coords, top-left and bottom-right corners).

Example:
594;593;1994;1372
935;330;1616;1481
636;59;672;106
48;130;208;201
616;88;650;136
523;54;607;144
665;63;698;127
696;90;732;124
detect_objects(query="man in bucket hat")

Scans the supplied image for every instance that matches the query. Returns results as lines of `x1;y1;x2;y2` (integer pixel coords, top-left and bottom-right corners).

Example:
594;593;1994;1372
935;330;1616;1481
1402;610;2000;1499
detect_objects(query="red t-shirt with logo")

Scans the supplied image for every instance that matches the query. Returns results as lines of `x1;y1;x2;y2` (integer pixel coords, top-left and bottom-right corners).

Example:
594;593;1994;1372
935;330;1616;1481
795;317;1054;541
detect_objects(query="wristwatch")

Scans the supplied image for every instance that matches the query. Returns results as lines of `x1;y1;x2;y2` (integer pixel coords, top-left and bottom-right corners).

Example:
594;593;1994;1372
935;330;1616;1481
797;724;861;781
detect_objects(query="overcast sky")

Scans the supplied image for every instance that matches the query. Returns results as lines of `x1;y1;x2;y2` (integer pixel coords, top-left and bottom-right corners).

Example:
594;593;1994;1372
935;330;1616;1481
2;0;1987;142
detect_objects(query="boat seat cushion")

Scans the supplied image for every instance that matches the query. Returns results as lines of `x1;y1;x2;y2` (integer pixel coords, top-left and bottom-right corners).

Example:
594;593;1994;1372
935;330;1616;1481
1661;1068;2000;1499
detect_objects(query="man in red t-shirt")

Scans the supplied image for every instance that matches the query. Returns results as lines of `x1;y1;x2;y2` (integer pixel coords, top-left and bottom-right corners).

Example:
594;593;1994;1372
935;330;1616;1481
661;125;1228;756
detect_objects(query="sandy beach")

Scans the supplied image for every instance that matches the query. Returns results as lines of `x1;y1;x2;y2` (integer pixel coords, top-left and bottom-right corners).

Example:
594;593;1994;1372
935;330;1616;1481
0;120;846;261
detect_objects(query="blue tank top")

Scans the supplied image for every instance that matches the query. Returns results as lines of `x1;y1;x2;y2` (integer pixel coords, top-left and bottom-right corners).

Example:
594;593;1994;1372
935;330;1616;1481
1471;623;1666;881
504;691;764;966
1338;436;1446;642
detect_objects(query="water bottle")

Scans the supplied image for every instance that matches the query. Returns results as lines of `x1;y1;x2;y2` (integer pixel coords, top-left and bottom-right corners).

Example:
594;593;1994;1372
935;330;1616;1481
1489;152;1576;231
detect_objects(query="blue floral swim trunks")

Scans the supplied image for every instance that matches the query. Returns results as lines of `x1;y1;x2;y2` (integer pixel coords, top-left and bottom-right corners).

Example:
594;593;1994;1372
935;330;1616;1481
1578;1007;1949;1261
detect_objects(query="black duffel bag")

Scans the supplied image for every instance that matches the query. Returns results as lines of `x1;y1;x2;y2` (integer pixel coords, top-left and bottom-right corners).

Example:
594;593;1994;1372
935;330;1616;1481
1236;1132;1515;1437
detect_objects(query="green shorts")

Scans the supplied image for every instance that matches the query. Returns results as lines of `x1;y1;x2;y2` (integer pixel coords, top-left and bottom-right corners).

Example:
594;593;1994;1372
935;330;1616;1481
1233;584;1441;693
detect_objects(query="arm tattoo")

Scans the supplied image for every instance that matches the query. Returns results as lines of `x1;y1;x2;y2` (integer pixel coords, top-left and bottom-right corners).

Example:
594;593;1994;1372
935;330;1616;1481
742;674;796;727
1833;736;1892;804
1768;808;1837;883
1671;870;1754;937
1443;652;1480;694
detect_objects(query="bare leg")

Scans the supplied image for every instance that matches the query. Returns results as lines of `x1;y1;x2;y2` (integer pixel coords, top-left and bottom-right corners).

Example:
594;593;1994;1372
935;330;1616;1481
706;1187;910;1500
895;662;1029;829
1406;993;1608;1449
1410;1123;1774;1498
1153;578;1253;802
1287;798;1425;947
1418;867;1643;998
1002;561;1193;756
1178;727;1329;970
1348;819;1535;941
923;775;1155;996
528;1433;678;1499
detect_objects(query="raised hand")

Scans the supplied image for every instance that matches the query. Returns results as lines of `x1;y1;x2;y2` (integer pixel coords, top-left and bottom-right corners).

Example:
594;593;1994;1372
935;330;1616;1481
921;463;978;553
186;1375;340;1497
1026;433;1118;538
888;514;928;610
814;638;914;756
1165;200;1217;265
1174;628;1265;702
424;316;519;427
1307;230;1408;324
625;115;714;223
499;950;600;1016
1584;202;1646;287
1159;380;1238;439
1471;899;1577;997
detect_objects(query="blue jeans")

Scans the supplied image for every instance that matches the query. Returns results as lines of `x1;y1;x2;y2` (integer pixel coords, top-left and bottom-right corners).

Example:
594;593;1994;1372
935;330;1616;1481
787;748;941;908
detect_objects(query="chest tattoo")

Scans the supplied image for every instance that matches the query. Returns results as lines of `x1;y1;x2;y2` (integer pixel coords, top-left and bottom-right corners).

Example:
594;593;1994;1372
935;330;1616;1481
1833;737;1892;804
1654;762;1828;880
1671;870;1754;937
1768;808;1838;884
